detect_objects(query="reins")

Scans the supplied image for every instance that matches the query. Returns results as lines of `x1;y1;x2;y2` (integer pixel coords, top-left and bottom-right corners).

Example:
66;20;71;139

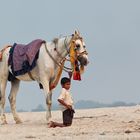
44;43;72;73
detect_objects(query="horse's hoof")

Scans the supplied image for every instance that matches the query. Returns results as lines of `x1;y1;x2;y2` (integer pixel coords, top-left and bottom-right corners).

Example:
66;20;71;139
16;121;22;124
16;120;22;124
1;115;8;125
15;118;22;124
1;121;8;125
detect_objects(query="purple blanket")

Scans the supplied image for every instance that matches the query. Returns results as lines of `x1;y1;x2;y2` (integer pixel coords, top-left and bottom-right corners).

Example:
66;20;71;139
12;39;45;72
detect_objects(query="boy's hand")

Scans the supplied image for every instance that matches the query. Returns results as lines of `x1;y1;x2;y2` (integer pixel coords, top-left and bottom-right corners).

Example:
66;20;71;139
66;105;72;110
58;99;72;110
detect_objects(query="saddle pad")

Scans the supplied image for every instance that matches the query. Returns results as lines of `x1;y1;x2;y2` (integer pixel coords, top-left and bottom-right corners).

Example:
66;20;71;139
8;39;46;76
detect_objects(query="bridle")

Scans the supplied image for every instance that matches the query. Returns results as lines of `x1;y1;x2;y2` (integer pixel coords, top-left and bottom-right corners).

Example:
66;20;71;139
44;35;88;73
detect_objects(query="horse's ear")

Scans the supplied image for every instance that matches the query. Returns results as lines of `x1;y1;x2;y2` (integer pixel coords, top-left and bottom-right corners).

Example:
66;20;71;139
74;30;80;36
75;30;78;35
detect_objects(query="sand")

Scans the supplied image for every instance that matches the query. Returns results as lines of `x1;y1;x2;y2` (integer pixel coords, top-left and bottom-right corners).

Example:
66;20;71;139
1;106;140;140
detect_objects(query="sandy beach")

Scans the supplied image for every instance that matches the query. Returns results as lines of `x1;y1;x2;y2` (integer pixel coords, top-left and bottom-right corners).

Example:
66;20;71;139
1;106;140;140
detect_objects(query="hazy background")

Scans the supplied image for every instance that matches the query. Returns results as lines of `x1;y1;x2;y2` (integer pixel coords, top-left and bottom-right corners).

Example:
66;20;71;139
0;0;140;111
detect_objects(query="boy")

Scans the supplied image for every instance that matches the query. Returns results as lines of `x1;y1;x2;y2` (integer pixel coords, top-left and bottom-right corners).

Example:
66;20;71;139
48;77;75;128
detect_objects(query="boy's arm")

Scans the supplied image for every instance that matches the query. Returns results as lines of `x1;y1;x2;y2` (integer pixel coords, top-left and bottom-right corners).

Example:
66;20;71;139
58;99;72;109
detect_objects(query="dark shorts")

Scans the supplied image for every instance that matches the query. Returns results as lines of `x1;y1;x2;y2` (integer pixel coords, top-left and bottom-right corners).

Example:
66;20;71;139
63;109;75;126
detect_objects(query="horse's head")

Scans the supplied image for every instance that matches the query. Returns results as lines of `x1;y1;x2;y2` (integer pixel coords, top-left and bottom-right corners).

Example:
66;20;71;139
68;31;89;80
70;31;89;67
50;31;89;80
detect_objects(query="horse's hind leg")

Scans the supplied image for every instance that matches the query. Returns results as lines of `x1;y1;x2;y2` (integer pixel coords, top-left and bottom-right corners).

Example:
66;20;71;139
8;79;22;124
0;79;8;124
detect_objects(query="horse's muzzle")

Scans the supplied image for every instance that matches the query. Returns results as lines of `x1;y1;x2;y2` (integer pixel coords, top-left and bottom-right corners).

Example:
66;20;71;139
78;56;89;66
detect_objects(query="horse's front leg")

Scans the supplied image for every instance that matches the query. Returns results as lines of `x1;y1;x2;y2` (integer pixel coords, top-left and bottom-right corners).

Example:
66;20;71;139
46;90;52;121
8;79;22;124
41;80;52;122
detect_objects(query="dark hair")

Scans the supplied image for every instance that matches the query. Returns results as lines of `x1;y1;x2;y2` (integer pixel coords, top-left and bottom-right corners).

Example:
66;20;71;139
61;77;71;85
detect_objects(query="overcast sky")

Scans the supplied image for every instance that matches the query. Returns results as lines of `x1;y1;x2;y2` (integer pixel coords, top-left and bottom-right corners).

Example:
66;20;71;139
0;0;140;110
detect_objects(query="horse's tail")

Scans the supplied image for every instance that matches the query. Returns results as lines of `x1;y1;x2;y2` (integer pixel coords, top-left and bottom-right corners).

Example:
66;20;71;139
0;84;1;101
0;45;11;61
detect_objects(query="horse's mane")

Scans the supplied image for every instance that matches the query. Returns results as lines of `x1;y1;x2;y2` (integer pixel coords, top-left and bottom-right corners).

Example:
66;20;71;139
52;38;59;45
52;35;73;45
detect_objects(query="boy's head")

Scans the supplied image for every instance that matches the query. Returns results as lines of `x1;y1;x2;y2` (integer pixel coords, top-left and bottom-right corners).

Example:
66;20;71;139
61;77;71;90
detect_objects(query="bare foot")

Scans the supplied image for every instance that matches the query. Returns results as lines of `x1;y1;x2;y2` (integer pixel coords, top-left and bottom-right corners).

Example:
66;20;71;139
48;121;56;128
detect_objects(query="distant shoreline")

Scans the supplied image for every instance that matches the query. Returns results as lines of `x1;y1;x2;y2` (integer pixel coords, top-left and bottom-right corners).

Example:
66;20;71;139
5;100;138;113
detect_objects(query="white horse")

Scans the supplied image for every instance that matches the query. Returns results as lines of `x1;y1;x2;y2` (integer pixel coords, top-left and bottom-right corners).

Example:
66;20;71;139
0;31;88;124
